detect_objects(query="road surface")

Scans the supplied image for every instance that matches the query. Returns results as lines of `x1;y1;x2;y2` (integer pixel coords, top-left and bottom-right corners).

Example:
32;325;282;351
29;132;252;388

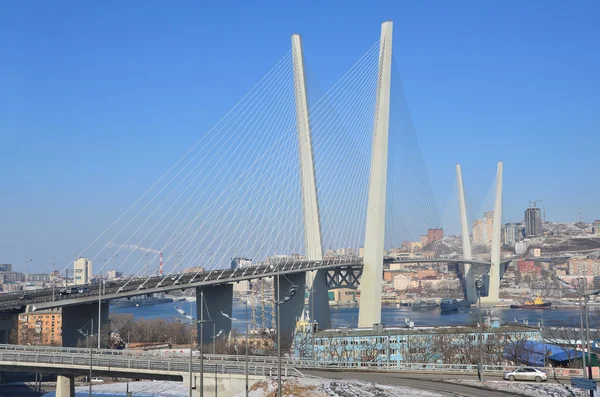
304;370;562;397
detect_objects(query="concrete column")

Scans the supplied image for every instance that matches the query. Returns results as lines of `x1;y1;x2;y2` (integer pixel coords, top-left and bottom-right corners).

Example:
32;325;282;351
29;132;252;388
62;302;109;347
55;374;75;397
196;284;233;345
291;34;330;329
456;164;476;303
275;272;306;337
0;313;17;344
358;21;393;328
482;161;503;303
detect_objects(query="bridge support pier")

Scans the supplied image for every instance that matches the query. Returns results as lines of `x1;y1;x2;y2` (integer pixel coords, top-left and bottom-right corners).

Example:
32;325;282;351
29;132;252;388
307;269;331;329
196;284;233;345
55;374;75;397
0;313;17;344
185;372;264;397
62;302;109;347
275;272;306;337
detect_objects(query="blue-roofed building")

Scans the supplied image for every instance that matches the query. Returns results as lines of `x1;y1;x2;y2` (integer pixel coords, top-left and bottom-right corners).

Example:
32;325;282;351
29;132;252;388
504;340;590;368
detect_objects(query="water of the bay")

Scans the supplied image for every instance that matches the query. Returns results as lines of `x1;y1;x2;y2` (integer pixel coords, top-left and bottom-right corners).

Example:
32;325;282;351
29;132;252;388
111;300;594;329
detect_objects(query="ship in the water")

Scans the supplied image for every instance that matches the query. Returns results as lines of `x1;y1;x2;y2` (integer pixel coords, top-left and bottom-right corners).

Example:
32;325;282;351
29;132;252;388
440;298;472;313
112;294;178;308
510;295;552;309
411;300;439;310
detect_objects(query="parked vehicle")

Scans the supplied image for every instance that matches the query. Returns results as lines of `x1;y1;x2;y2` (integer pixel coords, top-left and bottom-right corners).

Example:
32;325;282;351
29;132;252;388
19;294;32;301
503;367;547;382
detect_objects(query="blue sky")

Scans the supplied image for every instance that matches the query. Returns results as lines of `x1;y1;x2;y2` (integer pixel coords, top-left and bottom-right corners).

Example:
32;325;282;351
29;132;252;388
1;1;599;272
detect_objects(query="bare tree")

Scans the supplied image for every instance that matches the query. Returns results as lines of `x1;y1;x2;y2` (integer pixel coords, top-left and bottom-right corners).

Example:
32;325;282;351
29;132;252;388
544;324;583;368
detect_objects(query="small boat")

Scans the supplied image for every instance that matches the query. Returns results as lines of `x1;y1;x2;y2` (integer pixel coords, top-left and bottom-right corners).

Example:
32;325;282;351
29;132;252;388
411;300;438;310
510;295;552;309
440;298;472;313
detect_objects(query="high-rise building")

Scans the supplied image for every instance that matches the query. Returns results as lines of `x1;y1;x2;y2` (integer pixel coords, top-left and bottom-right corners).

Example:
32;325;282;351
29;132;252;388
502;223;522;246
525;207;542;237
0;264;12;272
427;229;443;245
230;257;252;269
73;258;92;285
473;212;494;247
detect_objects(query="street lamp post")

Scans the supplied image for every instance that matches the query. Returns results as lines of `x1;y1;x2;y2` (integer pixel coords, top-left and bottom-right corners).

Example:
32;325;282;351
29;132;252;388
77;319;95;397
221;305;249;397
475;277;483;382
87;318;93;397
274;273;299;397
211;325;223;397
98;279;105;349
555;275;600;396
277;275;282;397
174;295;212;397
189;326;194;397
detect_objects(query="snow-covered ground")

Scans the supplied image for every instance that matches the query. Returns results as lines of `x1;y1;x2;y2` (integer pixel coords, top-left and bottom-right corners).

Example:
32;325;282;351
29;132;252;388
46;377;446;397
45;380;190;396
446;378;587;397
239;378;445;397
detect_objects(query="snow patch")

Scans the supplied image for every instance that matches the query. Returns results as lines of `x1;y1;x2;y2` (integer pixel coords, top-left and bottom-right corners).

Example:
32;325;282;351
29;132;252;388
446;378;587;397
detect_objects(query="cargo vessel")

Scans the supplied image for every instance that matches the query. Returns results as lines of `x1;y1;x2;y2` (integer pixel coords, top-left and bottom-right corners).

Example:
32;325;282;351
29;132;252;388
440;298;472;313
510;296;551;309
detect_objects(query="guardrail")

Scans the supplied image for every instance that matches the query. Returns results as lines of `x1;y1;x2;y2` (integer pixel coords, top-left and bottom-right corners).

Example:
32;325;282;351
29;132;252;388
0;345;584;379
0;349;291;377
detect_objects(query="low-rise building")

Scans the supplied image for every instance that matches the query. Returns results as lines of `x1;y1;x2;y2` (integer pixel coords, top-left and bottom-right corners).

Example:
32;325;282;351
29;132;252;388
293;322;542;365
416;269;437;279
517;260;542;277
17;309;62;346
393;274;411;291
328;288;356;304
568;260;600;277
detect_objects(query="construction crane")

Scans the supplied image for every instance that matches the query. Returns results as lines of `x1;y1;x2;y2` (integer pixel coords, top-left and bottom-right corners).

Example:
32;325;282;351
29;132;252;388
529;199;543;208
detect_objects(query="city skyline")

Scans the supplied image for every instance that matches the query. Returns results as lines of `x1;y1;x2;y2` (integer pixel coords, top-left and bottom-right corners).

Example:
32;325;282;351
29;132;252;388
1;1;599;271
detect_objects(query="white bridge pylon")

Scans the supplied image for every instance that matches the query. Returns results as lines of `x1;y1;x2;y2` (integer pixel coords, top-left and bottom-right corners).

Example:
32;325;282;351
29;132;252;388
358;21;394;328
457;161;503;303
291;33;330;329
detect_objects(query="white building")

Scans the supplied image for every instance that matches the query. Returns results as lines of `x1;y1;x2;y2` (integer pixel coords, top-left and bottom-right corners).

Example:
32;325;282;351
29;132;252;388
232;280;251;293
393;274;411;291
73;258;92;285
515;241;528;256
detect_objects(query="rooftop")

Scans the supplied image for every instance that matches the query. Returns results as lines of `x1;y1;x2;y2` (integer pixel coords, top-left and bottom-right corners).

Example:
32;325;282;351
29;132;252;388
313;324;540;338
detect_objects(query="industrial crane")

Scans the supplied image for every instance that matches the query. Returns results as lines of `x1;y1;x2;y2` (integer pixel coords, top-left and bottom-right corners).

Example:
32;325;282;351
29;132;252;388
529;199;543;208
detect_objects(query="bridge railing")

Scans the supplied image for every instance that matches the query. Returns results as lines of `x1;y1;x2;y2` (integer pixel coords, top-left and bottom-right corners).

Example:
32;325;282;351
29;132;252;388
0;345;576;379
0;349;291;377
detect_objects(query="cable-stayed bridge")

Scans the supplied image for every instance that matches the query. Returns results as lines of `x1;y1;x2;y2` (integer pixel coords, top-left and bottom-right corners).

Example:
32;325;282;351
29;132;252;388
3;22;508;348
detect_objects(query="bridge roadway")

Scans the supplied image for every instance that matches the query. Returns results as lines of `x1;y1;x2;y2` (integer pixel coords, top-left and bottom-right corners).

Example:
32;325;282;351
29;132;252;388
0;258;494;313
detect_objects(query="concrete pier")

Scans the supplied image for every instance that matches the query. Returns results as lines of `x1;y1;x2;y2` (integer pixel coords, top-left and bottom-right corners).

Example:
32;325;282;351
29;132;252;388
196;284;233;344
55;374;75;397
62;302;108;347
274;272;306;337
